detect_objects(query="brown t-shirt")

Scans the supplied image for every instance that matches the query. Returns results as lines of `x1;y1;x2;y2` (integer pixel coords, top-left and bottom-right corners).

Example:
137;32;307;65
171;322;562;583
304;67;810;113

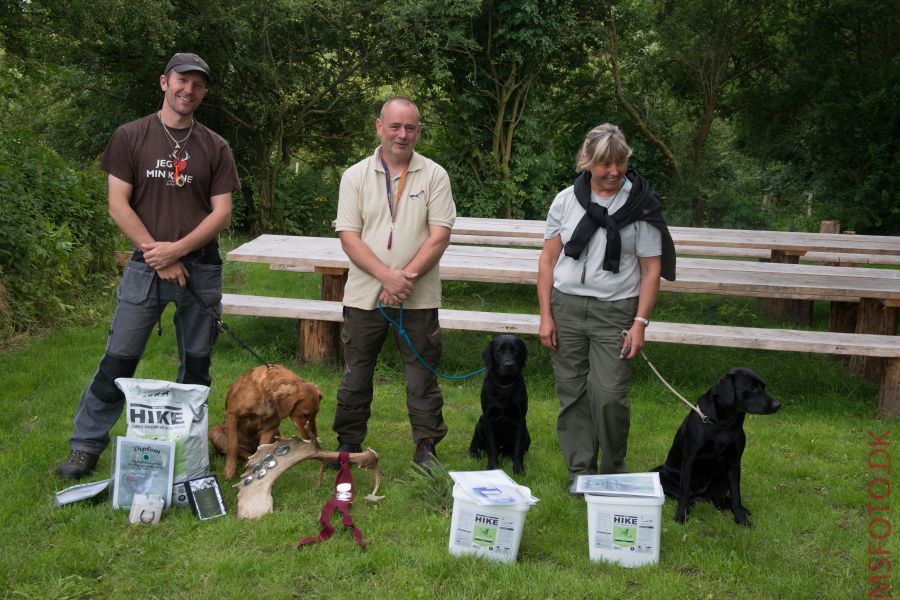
100;114;240;242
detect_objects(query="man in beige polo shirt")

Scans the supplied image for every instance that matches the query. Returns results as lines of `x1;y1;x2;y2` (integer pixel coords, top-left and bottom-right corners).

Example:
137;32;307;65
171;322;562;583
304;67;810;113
333;96;456;469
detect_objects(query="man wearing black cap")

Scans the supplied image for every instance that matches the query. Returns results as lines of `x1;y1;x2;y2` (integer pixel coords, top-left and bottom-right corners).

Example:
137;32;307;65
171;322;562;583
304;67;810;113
55;52;240;480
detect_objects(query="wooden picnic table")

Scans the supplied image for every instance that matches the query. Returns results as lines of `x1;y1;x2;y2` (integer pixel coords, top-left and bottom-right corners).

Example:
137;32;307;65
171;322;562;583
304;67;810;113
448;233;900;266
227;235;899;362
228;235;900;304
226;234;899;395
451;217;900;258
448;217;900;326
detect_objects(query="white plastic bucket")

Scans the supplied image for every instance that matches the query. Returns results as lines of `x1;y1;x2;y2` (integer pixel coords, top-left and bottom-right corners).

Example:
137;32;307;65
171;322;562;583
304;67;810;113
448;484;530;563
585;490;664;567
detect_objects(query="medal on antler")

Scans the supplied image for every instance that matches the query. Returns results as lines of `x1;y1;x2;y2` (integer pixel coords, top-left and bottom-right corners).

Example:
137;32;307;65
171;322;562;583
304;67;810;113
234;437;382;520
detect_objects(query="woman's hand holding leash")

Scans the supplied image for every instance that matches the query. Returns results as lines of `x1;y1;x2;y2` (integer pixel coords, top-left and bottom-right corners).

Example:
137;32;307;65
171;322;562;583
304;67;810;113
621;319;647;360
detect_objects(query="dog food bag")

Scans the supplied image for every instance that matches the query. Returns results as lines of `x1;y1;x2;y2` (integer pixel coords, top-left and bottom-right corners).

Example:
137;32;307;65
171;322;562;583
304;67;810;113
117;378;210;508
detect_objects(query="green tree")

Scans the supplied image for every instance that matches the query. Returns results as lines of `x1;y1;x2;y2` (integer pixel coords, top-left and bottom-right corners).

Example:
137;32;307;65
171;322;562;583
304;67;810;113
2;0;178;160
600;0;777;226
0;52;115;338
182;0;395;232
6;0;480;234
733;0;900;234
425;0;599;219
175;0;491;233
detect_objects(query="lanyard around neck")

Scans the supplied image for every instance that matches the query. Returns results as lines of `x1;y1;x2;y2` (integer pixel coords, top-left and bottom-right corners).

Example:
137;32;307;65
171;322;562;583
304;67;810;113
379;152;408;250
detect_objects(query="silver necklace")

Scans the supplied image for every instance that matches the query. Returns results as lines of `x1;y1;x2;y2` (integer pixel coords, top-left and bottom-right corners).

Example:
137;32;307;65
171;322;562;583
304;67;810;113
157;111;194;187
157;111;195;150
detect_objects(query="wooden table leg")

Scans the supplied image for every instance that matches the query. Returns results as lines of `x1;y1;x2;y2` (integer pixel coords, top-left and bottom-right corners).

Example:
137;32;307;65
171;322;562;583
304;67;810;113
818;223;862;364
827;301;859;366
828;301;858;333
880;358;900;418
764;250;813;324
298;268;347;364
849;298;898;379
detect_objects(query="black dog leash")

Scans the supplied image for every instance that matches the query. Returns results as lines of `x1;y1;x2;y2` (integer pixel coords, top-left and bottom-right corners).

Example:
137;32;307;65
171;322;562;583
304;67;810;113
184;281;273;369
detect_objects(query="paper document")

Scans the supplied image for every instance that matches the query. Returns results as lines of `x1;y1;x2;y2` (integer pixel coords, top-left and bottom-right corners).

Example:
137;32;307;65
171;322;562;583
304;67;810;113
112;437;175;509
573;472;662;497
55;479;111;507
449;469;538;505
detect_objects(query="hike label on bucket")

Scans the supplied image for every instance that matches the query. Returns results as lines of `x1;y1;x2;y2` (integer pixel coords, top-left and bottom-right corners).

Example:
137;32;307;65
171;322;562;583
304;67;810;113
454;509;517;555
473;513;499;547
593;511;656;554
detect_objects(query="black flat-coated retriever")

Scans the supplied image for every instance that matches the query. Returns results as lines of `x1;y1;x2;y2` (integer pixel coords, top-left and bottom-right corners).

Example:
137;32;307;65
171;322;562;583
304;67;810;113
652;367;780;526
469;335;530;474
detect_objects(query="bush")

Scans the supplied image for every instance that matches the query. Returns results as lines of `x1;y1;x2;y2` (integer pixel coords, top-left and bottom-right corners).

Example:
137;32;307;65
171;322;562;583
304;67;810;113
272;162;341;237
0;130;116;339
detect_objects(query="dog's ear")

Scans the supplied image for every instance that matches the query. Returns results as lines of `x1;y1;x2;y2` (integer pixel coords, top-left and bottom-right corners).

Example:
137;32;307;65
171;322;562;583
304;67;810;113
483;339;495;369
295;383;321;412
272;385;300;418
516;337;528;368
711;371;736;407
266;368;301;418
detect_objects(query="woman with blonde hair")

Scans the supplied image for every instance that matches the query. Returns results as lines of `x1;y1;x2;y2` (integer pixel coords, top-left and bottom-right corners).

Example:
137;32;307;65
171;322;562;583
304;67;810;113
537;123;676;492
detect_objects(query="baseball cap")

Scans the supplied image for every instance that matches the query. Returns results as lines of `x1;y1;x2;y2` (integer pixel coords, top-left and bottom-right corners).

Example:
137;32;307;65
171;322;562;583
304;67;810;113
164;52;211;80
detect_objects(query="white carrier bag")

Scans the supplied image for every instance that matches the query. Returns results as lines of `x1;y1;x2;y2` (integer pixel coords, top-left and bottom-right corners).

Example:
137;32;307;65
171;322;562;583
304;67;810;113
116;378;210;507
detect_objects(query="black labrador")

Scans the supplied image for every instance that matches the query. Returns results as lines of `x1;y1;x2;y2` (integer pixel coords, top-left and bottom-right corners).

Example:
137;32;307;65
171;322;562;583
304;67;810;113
469;335;530;474
652;367;780;526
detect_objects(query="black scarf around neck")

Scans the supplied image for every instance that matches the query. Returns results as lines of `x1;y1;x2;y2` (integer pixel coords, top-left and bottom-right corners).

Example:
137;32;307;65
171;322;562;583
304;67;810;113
563;168;676;281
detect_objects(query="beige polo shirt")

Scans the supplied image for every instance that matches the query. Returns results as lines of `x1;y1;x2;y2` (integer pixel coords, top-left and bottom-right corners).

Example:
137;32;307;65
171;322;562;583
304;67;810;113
335;147;456;310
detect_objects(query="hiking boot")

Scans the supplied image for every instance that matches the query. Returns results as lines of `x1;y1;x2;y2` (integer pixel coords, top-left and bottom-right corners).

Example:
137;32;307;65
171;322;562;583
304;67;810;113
55;449;100;480
326;442;362;470
413;438;439;472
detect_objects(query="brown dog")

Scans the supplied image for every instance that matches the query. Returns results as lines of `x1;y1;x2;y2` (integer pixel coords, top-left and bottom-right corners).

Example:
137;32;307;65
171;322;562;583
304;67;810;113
209;365;322;478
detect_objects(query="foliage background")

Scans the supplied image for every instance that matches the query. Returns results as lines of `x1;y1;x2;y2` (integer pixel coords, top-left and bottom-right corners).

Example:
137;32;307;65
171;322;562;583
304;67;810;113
0;0;898;334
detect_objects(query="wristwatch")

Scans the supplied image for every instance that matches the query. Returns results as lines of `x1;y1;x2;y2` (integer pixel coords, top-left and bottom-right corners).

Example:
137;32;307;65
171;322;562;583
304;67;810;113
633;316;650;327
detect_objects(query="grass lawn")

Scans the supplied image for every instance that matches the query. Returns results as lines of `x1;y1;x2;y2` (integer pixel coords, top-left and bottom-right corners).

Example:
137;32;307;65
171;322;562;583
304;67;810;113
0;241;896;599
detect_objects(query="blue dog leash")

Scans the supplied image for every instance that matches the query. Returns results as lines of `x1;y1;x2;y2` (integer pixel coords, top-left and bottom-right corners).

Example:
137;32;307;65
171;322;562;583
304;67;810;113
377;300;485;381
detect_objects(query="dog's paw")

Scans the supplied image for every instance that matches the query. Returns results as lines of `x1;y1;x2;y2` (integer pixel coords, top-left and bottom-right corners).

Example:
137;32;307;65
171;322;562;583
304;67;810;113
512;459;526;475
468;447;482;459
733;510;753;527
674;508;688;524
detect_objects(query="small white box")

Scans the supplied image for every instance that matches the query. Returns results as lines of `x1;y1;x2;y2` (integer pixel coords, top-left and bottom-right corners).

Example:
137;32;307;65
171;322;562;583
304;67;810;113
128;494;164;526
448;484;530;563
584;473;664;567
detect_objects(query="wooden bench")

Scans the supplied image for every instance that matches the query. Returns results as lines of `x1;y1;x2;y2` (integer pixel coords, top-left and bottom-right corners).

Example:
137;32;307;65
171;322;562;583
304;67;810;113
221;293;900;417
230;235;899;379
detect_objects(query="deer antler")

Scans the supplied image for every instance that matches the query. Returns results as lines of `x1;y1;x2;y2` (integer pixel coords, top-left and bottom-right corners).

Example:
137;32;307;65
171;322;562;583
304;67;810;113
234;436;381;520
